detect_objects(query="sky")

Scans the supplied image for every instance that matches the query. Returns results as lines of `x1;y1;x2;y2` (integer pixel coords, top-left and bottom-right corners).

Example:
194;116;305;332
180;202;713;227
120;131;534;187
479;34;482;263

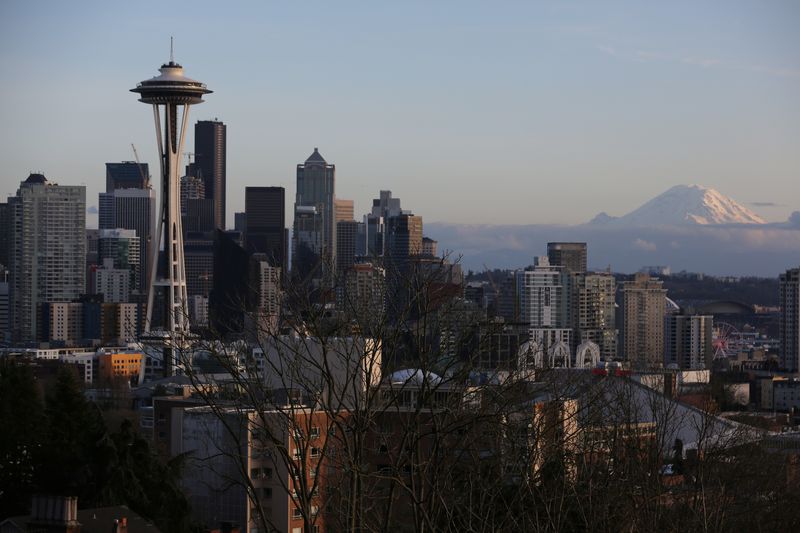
1;1;798;228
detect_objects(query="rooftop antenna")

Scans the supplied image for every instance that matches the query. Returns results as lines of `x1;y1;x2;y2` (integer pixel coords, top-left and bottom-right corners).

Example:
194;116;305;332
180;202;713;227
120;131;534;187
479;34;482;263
170;36;174;63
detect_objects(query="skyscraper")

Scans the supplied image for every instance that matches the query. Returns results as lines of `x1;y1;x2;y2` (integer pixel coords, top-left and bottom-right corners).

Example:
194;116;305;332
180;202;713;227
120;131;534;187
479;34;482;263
0;202;10;268
335;198;354;223
106;161;149;191
336;219;360;276
570;272;617;362
98;187;155;295
516;257;566;329
194;119;226;230
245;186;286;274
386;213;422;268
294;148;336;289
779;268;800;372
619;273;667;369
547;242;587;274
9;174;86;342
98;228;141;294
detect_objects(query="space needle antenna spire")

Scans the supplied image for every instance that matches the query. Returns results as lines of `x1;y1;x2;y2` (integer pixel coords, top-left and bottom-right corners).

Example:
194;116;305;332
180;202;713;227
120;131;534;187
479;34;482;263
132;52;212;375
170;36;174;63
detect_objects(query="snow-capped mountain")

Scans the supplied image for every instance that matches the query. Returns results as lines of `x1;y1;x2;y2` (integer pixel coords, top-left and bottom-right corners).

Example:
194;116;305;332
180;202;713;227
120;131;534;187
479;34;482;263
592;184;766;226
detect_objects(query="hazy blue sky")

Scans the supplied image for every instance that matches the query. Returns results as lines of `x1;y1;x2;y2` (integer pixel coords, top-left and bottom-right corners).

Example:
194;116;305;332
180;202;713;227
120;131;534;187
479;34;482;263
1;1;798;227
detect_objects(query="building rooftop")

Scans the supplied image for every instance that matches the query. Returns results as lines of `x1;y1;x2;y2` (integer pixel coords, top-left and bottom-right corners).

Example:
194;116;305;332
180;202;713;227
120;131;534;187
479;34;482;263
305;147;327;164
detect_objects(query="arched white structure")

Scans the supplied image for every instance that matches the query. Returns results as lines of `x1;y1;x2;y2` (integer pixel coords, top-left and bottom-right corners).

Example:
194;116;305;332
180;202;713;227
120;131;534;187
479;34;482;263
548;341;571;368
575;341;601;368
517;340;544;373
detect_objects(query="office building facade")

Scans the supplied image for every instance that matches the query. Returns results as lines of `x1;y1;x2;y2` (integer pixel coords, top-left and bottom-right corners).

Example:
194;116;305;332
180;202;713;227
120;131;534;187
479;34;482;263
194;120;227;230
106;161;149;191
98;187;155;294
245;186;286;273
294;148;336;288
547;242;587;275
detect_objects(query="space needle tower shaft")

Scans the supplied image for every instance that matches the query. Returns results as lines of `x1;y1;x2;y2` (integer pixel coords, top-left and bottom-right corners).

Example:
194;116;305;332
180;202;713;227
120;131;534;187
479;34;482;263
131;45;212;336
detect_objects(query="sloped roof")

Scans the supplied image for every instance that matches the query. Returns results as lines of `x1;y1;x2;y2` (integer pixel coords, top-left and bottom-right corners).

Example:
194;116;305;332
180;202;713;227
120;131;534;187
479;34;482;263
305;147;326;164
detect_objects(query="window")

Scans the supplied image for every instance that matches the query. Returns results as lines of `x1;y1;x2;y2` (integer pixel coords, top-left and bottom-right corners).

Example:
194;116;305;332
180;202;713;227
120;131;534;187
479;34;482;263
310;426;321;439
292;508;303;519
261;487;272;499
293;449;302;460
310;447;320;458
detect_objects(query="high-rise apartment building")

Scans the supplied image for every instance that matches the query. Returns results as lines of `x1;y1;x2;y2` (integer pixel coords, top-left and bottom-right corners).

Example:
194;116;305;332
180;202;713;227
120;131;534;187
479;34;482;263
9;174;86;342
664;314;713;369
547;242;587;274
94;259;131;303
516;257;565;329
0;280;9;342
619;273;667;369
341;262;386;318
780;268;800;372
245;186;286;273
570;272;617;362
194;120;227;230
294;148;336;288
422;237;438;257
0;202;10;268
106;161;149;191
98;187;155;294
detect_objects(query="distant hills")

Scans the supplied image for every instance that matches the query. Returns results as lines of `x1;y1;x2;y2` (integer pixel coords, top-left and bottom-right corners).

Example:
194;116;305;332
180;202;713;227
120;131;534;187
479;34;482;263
426;185;800;277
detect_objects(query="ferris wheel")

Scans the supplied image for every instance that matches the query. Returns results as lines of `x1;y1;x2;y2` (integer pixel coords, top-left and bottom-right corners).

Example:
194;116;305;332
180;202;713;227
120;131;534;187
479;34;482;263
712;322;743;359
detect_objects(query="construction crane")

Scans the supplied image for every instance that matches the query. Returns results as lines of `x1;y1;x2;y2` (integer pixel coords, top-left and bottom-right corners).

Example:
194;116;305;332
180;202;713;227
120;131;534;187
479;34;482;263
131;143;150;188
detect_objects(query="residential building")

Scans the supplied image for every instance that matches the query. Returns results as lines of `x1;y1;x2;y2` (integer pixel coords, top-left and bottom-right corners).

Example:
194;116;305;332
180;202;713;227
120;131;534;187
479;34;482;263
0;201;10;268
422;237;438;257
94;258;131;303
570;272;617;362
619;273;667;370
9;174;85;342
664;314;713;369
341;262;386;318
516;257;565;330
780;268;800;372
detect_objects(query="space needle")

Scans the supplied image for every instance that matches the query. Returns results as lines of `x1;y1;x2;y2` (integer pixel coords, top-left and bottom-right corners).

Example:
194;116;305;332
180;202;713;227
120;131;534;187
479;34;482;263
131;43;211;373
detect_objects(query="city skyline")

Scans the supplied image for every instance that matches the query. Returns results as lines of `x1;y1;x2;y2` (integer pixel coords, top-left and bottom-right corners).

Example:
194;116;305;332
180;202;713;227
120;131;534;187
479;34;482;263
1;1;798;229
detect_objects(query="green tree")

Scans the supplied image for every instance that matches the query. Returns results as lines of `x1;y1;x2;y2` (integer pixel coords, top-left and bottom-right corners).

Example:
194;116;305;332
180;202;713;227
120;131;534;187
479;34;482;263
0;359;46;518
